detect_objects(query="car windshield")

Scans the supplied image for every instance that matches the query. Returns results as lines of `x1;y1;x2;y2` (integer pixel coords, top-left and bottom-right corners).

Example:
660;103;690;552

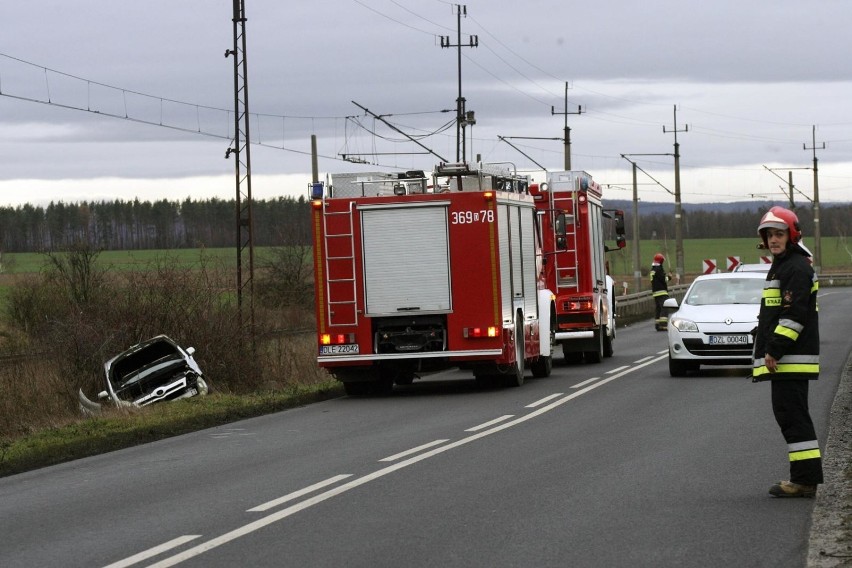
685;278;765;306
116;357;184;389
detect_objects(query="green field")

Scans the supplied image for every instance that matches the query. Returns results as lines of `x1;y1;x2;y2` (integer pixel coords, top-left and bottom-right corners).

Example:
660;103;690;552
607;236;852;279
1;238;849;279
0;247;279;275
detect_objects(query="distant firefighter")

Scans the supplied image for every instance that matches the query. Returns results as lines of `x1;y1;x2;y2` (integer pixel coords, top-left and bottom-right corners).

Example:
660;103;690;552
650;253;672;331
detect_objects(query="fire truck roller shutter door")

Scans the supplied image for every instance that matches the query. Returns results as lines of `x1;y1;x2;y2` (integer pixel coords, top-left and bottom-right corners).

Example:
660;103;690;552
361;205;452;315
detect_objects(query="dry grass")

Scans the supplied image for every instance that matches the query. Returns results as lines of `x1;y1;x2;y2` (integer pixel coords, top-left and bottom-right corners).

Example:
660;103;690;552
0;245;334;474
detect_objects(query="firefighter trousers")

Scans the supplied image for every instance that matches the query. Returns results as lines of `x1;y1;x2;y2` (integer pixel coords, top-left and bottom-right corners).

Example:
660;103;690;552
770;379;824;485
654;295;667;323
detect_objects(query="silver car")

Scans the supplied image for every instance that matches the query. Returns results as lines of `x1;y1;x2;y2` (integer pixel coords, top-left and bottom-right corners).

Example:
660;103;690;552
79;335;208;412
663;272;766;376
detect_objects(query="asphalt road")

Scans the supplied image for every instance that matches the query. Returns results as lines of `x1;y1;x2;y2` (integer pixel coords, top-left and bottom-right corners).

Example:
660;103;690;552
1;288;849;568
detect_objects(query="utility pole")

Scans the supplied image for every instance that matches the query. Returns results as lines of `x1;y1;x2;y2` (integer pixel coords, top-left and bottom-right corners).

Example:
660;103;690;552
551;82;583;170
804;125;825;272
663;105;687;280
788;171;794;209
622;153;675;290
225;0;254;341
440;5;477;163
630;161;641;292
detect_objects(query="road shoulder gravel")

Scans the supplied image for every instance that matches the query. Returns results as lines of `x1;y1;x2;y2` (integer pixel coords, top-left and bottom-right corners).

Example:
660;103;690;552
808;350;852;567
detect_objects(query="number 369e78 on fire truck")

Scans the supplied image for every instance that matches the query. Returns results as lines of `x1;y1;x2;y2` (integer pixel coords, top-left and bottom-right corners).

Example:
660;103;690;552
310;162;557;395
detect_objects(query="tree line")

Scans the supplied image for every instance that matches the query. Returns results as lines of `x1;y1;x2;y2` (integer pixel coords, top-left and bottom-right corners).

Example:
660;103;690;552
618;202;849;242
0;196;313;252
0;197;848;253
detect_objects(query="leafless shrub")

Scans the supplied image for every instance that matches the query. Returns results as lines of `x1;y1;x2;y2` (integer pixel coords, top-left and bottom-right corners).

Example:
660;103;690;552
1;244;325;440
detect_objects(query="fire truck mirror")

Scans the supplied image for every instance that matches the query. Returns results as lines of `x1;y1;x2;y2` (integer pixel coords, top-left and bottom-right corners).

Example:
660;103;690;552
616;235;627;249
556;236;567;250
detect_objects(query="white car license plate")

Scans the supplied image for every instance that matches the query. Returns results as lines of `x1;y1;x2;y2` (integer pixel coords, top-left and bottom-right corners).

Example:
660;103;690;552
320;344;360;355
708;334;749;345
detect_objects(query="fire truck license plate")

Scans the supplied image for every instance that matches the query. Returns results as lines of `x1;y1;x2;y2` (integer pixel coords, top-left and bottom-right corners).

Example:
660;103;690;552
708;335;749;345
320;344;360;355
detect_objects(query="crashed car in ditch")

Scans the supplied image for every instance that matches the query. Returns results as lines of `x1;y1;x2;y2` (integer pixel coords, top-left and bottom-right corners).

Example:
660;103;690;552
79;335;208;412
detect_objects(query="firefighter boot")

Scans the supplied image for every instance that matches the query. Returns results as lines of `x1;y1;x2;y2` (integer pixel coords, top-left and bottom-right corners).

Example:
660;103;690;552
769;480;816;498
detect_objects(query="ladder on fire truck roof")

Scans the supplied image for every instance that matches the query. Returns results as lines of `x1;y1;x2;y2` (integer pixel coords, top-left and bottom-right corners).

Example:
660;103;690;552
322;204;358;327
551;189;579;291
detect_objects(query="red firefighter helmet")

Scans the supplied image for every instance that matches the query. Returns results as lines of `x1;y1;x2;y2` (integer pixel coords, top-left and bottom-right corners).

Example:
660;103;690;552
653;253;665;264
758;206;802;246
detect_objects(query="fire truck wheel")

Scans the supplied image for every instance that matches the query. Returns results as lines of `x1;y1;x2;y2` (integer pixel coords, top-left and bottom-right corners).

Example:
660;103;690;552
603;326;614;358
504;314;525;387
530;353;552;378
562;347;583;364
531;309;555;378
342;381;372;396
584;325;604;364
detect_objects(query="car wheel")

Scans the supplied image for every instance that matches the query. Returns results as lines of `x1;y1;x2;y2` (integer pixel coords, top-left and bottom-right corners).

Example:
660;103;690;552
668;353;691;377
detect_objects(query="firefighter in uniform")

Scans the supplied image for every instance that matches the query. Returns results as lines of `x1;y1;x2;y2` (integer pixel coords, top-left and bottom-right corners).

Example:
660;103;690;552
752;206;822;497
650;253;671;331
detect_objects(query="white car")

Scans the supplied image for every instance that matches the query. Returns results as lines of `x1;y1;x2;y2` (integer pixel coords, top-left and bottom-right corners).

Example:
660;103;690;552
79;335;208;412
663;272;767;376
733;263;771;273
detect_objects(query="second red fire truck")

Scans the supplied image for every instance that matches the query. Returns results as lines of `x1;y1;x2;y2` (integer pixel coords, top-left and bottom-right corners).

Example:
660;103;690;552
530;171;626;363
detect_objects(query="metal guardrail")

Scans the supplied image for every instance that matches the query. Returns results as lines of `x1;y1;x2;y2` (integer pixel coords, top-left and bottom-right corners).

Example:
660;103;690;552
614;284;688;325
821;273;852;286
614;273;851;325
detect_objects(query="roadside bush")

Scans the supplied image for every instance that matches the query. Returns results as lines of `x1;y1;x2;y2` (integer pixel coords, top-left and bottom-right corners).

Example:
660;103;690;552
0;245;328;442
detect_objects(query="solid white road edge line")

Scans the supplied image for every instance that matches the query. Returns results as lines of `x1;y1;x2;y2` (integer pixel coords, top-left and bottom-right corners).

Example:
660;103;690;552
379;440;451;462
101;535;201;568
138;353;669;568
247;474;353;513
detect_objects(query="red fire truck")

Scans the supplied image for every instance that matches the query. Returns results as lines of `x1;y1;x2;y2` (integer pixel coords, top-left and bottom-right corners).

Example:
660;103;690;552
311;162;556;395
529;171;626;363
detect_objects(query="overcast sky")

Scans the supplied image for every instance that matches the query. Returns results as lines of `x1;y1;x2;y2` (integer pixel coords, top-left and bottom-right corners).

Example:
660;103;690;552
1;0;850;207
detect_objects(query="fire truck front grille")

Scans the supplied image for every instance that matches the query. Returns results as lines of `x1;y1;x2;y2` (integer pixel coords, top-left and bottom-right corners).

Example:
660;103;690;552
374;316;447;354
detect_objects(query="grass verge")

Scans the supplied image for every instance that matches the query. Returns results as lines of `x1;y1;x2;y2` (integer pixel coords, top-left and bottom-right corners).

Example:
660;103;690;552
0;381;344;478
